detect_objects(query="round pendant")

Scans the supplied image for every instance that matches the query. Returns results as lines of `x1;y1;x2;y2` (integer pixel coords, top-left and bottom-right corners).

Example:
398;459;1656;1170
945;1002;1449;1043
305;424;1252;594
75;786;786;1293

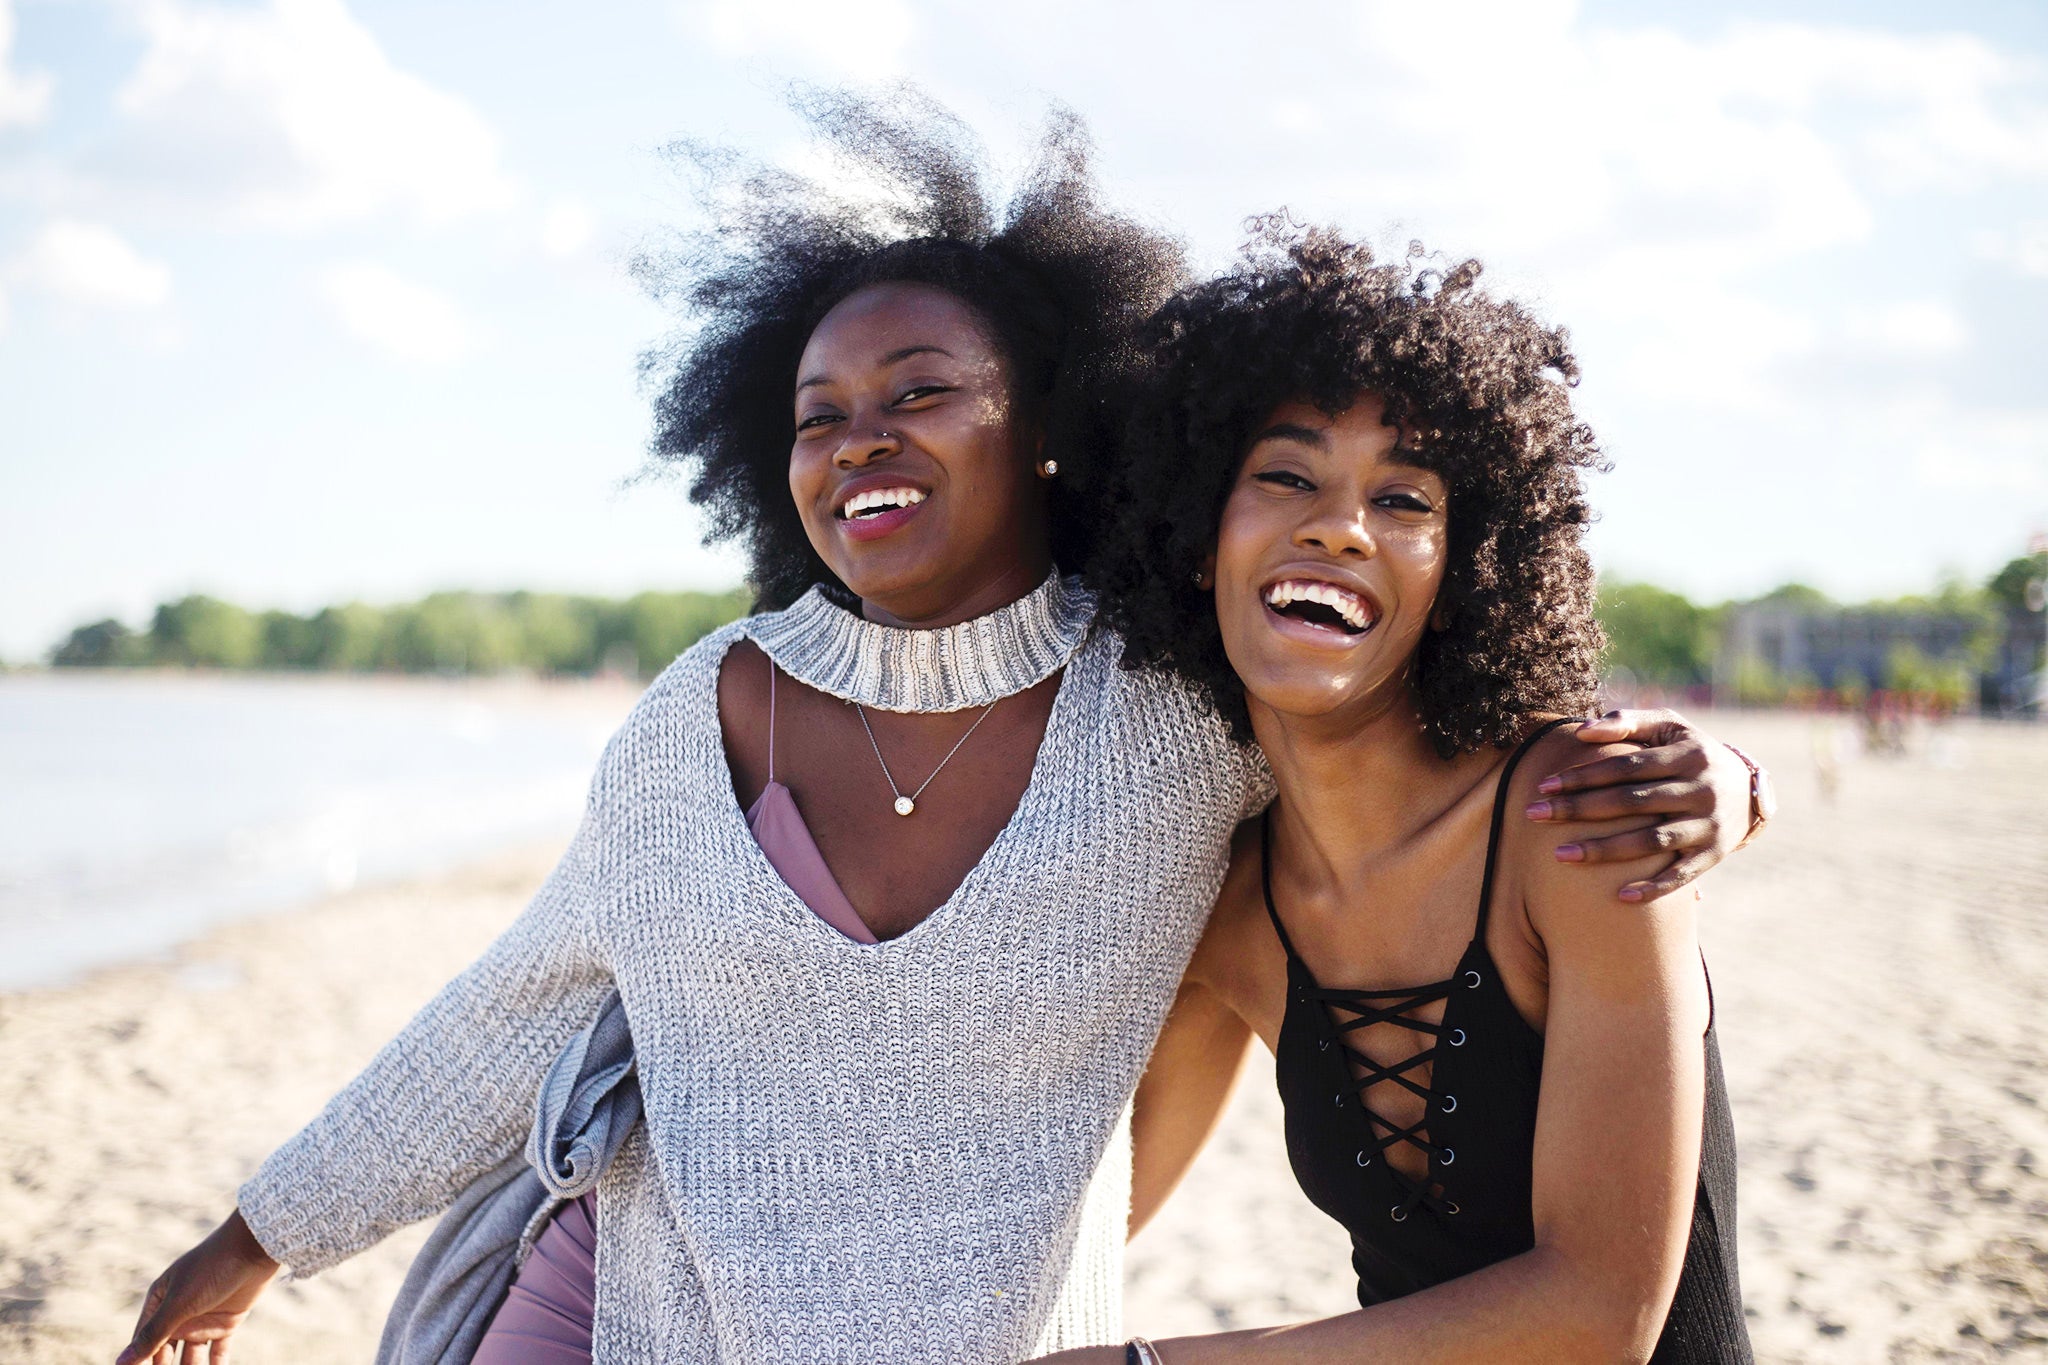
893;795;916;817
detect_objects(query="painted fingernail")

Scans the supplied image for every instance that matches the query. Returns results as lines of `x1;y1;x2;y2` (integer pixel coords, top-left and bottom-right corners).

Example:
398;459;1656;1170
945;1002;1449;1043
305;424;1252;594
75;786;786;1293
1618;885;1645;902
1537;776;1562;794
1525;801;1553;820
1554;843;1584;862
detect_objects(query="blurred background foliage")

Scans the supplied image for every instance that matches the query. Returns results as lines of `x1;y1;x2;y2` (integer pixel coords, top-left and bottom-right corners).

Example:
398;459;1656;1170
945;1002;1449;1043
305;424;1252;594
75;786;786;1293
36;552;2048;707
1598;551;2045;712
48;588;752;678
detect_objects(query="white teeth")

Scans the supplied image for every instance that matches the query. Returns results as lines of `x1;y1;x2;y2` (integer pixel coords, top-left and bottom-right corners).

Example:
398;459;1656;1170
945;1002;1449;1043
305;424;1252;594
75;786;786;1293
1263;579;1373;631
839;486;927;519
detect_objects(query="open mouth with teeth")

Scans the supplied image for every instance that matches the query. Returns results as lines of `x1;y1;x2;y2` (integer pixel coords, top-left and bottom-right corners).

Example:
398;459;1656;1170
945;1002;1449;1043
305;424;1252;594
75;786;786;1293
1263;579;1376;636
837;486;927;520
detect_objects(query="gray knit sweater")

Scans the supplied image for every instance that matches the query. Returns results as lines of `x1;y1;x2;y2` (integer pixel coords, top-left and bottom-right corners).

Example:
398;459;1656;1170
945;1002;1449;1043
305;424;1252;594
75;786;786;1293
238;582;1264;1363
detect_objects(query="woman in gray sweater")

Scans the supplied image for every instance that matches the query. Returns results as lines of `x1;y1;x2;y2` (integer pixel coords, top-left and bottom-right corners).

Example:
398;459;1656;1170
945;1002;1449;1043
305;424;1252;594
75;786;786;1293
121;93;1757;1365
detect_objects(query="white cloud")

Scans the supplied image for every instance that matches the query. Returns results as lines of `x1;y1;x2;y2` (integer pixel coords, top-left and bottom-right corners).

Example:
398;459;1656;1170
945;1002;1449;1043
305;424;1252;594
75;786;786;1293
105;0;515;230
0;0;52;128
8;219;172;310
1914;418;2048;496
688;0;911;74
539;198;594;258
1860;301;1969;356
1974;222;2048;278
318;260;473;364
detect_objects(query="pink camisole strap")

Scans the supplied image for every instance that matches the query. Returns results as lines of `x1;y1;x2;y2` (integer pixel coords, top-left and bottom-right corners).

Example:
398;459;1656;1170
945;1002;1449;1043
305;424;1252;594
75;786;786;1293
744;659;877;945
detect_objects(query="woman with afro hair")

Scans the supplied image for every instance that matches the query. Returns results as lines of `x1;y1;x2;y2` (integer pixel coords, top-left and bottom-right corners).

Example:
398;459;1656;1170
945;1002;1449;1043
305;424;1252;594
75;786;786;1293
1044;223;1754;1362
122;99;1757;1365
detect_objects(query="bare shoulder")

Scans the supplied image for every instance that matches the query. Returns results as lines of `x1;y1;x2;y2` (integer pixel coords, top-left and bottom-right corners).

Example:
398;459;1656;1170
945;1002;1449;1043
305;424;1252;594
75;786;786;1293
1505;727;1705;1031
1504;724;1669;931
715;636;770;721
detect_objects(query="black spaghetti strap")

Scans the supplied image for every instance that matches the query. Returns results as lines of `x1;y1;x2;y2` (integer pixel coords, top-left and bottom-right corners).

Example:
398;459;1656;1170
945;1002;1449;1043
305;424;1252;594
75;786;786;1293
1474;717;1579;936
1258;810;1303;963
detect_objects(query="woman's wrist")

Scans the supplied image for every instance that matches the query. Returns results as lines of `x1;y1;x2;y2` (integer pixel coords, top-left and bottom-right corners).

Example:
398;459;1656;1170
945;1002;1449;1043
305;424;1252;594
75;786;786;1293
221;1208;281;1271
1722;743;1776;850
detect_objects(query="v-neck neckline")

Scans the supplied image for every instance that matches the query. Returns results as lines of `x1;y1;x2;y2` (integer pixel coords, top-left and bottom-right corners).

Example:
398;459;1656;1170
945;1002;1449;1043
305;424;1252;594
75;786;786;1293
700;624;1088;953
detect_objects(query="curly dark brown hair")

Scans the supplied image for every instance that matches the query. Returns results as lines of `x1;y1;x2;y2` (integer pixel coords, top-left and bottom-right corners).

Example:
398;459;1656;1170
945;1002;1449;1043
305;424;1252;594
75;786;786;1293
1092;219;1608;755
634;86;1185;609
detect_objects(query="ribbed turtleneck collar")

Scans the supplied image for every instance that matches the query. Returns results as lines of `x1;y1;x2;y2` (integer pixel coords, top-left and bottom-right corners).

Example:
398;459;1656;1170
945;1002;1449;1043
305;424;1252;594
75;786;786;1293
742;571;1097;714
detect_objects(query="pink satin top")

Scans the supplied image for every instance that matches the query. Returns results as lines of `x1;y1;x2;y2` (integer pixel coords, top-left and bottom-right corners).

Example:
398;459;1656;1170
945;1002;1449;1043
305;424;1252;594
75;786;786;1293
744;780;875;944
742;659;875;944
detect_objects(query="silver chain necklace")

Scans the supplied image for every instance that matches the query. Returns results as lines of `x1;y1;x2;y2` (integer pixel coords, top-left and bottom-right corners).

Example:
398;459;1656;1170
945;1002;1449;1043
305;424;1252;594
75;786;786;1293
854;698;1001;816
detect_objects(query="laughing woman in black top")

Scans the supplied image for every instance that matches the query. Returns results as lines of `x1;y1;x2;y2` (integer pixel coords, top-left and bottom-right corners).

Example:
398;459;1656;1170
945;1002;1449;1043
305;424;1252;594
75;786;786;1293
1044;223;1754;1363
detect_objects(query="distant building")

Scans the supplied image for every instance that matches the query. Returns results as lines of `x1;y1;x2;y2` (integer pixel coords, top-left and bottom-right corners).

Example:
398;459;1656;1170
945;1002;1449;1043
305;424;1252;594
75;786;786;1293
1985;606;2047;714
1717;602;1987;698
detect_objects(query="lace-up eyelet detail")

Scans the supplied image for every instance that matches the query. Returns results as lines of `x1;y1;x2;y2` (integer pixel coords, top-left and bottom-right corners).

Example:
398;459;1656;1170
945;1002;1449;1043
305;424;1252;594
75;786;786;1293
1439;1147;1456;1166
1356;1151;1372;1167
1441;1095;1458;1113
1390;1205;1408;1223
1448;1028;1466;1047
1464;969;1482;989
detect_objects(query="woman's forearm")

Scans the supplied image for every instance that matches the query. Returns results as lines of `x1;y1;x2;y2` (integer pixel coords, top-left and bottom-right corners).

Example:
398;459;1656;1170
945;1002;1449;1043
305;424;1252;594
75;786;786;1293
1150;1243;1661;1364
1127;980;1255;1238
238;800;614;1275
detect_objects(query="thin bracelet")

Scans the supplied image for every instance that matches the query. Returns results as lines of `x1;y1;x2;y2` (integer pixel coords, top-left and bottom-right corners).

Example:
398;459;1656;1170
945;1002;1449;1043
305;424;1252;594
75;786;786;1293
1126;1339;1166;1365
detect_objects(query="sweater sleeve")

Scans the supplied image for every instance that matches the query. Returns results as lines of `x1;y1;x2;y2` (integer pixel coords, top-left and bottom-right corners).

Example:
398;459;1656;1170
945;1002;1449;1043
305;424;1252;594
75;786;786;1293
236;751;618;1278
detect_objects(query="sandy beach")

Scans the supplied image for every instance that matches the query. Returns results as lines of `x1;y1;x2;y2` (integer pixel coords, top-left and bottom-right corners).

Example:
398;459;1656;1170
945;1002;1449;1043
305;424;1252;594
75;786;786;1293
4;709;2044;1362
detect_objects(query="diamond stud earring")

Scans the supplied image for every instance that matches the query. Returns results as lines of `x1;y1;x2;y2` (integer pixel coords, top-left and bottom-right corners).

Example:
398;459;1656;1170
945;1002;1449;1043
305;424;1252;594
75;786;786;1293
1039;459;1059;478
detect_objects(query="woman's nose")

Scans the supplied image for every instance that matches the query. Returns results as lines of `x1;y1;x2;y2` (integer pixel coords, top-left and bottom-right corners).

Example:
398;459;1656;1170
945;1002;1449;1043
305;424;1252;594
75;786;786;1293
836;420;902;467
1295;502;1376;558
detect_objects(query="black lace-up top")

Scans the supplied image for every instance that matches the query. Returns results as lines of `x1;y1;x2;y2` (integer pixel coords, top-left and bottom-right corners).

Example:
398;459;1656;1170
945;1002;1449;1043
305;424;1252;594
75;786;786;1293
1265;720;1753;1362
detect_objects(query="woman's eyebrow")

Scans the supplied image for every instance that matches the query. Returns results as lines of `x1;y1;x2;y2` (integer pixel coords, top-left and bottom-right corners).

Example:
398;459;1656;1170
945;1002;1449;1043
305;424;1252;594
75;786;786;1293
796;344;956;393
880;344;954;365
1249;421;1327;449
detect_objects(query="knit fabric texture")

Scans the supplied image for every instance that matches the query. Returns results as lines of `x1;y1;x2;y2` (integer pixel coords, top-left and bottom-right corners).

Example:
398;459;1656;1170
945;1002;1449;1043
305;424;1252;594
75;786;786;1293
237;594;1266;1364
746;570;1096;713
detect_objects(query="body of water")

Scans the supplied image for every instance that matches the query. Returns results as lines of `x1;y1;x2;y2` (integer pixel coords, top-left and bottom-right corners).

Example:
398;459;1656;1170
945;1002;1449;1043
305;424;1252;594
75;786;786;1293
0;671;639;991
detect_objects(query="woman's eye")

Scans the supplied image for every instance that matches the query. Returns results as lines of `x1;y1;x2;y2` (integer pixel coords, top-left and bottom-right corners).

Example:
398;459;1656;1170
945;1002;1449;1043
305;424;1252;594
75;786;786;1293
892;385;950;406
1375;492;1435;514
1253;470;1314;491
795;412;841;433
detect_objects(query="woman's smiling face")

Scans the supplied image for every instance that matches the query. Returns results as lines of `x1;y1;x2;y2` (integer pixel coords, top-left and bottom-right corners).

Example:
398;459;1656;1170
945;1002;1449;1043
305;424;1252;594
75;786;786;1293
790;281;1051;625
1212;394;1451;727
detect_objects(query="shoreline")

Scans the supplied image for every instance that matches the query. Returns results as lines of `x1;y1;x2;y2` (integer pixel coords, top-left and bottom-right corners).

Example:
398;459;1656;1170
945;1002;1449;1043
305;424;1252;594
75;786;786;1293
5;711;2045;1361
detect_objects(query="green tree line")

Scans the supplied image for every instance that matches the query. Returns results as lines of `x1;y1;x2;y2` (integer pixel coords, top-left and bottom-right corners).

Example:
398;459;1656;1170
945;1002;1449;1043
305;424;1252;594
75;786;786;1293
50;588;753;678
42;552;2046;688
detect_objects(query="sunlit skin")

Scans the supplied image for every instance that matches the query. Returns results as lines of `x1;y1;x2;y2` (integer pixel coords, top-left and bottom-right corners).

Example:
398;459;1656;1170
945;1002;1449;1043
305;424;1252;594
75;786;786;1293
716;281;1064;942
1034;395;1711;1362
1210;397;1450;746
119;315;1754;1365
788;281;1052;628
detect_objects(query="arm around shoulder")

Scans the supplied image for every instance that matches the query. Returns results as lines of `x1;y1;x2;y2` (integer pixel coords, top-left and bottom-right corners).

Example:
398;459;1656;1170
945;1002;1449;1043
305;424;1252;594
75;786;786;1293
1515;732;1713;1359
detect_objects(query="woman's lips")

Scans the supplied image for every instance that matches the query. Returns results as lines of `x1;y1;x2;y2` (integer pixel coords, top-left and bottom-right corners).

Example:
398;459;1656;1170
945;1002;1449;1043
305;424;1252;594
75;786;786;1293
836;496;927;542
1261;597;1373;647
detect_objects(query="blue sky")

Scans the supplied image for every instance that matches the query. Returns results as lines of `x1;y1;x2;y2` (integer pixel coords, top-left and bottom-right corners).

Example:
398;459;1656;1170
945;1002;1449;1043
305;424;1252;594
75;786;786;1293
2;0;2045;661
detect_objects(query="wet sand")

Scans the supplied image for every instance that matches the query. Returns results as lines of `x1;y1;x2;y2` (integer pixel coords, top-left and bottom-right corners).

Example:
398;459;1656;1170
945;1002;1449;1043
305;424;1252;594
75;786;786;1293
4;711;2044;1362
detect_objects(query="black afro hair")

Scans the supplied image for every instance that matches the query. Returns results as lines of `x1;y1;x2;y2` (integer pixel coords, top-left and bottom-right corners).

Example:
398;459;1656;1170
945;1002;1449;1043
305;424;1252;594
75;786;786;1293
1092;218;1608;755
635;85;1186;609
